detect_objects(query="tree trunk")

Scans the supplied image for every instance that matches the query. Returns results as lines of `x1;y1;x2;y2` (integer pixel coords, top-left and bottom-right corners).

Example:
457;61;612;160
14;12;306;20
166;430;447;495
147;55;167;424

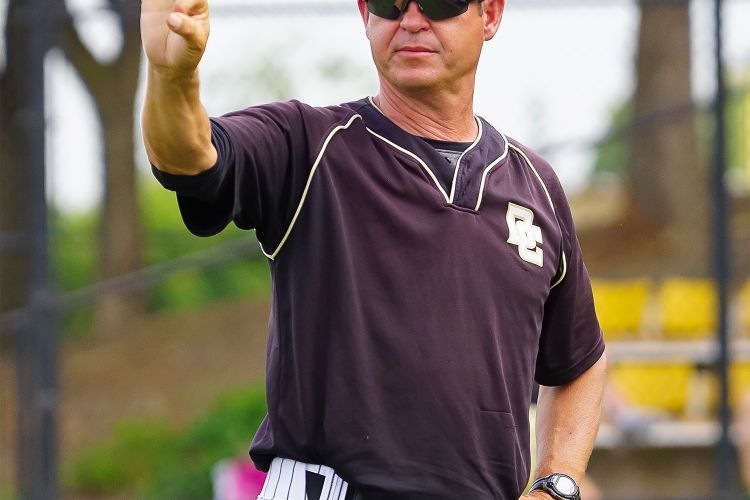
626;0;709;275
0;0;33;322
55;1;144;334
94;69;143;333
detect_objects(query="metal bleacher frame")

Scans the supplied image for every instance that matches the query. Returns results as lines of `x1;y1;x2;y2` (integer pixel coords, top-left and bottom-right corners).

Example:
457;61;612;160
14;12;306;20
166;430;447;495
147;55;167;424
590;278;750;449
595;338;750;449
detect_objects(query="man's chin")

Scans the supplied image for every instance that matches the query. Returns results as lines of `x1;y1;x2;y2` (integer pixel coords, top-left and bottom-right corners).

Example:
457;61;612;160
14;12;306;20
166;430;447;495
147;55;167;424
387;72;446;94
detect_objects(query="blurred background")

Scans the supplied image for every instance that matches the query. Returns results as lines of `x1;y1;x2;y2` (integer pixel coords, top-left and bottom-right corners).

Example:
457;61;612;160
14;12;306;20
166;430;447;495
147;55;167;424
1;0;749;498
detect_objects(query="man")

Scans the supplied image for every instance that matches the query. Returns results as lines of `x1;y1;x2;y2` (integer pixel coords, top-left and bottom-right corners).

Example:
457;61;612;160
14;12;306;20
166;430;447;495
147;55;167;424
141;0;607;498
739;390;750;495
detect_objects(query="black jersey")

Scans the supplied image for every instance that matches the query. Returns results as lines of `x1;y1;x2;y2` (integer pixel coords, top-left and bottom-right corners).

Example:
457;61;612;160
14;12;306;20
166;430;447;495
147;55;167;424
153;97;604;499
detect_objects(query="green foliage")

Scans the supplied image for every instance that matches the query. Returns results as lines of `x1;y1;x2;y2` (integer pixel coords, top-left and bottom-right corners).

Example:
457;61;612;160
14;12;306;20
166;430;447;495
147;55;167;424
67;385;268;499
206;39;298;107
591;102;632;177
592;84;750;182
727;86;750;174
141;181;271;312
51;179;271;332
51;208;98;333
0;487;19;500
66;421;176;495
51;208;98;293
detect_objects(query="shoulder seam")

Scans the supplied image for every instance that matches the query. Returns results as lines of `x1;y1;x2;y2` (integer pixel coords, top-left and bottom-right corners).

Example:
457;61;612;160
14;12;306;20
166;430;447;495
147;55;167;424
507;143;568;288
259;113;363;260
507;143;555;213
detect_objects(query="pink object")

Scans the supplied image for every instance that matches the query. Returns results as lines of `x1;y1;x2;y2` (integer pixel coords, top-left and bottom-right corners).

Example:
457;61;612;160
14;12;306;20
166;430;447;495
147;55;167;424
212;458;267;500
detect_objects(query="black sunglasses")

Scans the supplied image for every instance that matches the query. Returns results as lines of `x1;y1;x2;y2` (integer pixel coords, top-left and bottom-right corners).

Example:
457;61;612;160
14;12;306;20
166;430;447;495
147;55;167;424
365;0;475;21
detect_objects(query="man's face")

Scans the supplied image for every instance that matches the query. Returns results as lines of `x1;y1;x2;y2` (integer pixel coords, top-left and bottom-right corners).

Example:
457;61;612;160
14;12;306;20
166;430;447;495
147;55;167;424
358;0;503;94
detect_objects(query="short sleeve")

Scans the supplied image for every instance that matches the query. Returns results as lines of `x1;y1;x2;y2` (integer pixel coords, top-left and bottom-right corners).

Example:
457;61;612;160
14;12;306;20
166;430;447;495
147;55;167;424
151;100;351;249
534;170;605;386
152;122;238;236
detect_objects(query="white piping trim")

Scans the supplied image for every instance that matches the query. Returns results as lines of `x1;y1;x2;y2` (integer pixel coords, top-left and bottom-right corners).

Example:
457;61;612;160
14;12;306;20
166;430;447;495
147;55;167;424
367;96;448;201
260;114;363;260
508;143;569;287
365;127;451;203
508;143;568;290
507;143;556;214
448;117;483;203
550;251;567;289
473;132;510;211
368;95;385;116
367;96;486;205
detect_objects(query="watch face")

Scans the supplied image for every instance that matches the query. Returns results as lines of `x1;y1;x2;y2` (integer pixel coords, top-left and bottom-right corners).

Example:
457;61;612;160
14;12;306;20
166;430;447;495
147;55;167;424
553;475;577;496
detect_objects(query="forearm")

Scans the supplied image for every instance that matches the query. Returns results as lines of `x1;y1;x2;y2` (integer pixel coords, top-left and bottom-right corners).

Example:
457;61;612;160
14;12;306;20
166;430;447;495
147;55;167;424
534;352;607;483
142;66;217;175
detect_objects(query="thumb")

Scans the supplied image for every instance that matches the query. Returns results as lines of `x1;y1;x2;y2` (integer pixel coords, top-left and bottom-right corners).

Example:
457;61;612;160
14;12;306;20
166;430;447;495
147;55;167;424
167;12;203;45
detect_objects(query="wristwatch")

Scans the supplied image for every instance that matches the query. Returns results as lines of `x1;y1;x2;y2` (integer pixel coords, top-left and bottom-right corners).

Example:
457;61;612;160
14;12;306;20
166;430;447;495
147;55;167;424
529;473;581;500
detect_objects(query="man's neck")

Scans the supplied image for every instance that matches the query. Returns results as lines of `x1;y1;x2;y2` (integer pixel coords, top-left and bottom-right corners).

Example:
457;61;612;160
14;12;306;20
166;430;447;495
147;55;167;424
374;85;478;143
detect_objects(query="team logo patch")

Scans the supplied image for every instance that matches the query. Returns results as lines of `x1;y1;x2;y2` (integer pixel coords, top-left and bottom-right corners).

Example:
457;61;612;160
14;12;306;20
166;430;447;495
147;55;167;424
506;202;543;267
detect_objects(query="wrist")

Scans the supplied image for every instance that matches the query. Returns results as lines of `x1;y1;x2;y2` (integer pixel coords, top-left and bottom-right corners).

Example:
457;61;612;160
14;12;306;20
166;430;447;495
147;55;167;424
148;64;200;88
527;490;556;500
529;473;581;500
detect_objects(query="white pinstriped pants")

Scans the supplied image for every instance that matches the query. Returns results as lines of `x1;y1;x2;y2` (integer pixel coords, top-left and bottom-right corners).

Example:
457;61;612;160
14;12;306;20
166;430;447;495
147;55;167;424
257;457;353;500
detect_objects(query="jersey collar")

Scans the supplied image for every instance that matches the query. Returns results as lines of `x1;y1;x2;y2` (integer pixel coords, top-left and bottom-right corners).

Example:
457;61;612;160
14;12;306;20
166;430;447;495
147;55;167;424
358;97;510;211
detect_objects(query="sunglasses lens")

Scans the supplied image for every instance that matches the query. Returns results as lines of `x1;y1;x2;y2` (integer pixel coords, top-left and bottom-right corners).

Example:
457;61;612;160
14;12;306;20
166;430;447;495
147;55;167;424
419;0;470;20
366;0;404;20
366;0;471;21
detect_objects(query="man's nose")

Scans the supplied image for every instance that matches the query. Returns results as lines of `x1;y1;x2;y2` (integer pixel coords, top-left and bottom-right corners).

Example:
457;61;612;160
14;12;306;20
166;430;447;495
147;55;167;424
400;1;430;31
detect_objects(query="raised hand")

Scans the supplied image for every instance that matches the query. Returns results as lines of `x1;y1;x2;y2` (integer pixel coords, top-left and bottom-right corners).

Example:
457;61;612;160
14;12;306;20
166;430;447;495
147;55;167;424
141;0;217;174
140;0;210;77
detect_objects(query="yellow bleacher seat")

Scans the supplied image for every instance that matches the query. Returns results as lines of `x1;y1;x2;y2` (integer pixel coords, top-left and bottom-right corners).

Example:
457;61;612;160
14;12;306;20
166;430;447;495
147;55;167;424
732;362;750;409
609;362;693;414
591;279;650;339
658;278;717;339
669;362;750;414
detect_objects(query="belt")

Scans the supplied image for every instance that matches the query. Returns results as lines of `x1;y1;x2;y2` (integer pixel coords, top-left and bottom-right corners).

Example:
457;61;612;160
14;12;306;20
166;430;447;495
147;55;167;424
257;457;362;500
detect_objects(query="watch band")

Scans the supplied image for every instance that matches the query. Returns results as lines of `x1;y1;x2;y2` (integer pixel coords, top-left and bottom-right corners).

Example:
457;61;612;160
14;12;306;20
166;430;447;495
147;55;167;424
530;473;581;500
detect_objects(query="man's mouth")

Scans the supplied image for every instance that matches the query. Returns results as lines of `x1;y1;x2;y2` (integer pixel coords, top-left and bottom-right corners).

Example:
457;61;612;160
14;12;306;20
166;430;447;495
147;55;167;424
397;45;435;54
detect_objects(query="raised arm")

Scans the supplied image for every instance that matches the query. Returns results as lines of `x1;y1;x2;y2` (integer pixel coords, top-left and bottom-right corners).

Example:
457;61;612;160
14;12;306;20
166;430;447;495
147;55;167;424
141;0;217;174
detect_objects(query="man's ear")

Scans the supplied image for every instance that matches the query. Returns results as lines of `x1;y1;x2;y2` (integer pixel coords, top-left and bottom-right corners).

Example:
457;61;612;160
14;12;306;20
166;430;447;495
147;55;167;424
482;0;505;41
357;0;371;35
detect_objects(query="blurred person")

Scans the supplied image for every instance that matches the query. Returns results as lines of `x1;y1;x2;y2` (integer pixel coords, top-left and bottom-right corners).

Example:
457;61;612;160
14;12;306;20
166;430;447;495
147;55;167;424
212;458;267;500
739;390;750;495
140;0;607;498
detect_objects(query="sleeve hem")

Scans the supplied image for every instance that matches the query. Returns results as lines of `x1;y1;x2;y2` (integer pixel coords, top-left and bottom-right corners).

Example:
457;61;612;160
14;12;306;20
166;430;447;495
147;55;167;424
151;120;230;195
151;159;224;195
535;334;606;387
